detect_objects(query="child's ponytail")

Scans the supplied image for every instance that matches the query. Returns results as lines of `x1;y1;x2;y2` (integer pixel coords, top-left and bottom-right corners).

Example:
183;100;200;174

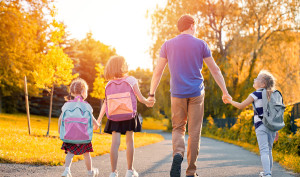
259;70;276;100
65;78;88;101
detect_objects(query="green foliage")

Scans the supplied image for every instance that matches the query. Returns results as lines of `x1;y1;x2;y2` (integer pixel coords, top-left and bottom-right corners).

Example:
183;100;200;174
0;0;51;96
34;18;78;91
149;0;299;118
90;64;106;99
202;107;300;157
65;32;117;93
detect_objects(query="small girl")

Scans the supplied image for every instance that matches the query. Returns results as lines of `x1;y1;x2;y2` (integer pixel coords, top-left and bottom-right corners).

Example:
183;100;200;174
58;78;100;177
226;70;279;177
95;56;151;177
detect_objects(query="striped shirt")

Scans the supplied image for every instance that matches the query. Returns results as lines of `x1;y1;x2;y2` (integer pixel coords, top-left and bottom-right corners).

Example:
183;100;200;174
250;89;264;129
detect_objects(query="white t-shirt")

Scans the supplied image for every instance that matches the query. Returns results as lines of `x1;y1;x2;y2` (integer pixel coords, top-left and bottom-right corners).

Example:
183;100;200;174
125;76;138;87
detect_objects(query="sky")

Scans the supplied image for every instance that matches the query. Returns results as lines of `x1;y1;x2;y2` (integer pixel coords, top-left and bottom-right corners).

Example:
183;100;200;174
55;0;167;71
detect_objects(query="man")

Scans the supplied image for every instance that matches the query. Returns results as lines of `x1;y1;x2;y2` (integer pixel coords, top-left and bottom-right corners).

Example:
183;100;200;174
147;15;231;177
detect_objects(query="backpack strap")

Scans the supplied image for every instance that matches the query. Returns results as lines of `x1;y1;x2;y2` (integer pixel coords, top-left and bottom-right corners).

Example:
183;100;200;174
72;96;83;102
274;90;284;104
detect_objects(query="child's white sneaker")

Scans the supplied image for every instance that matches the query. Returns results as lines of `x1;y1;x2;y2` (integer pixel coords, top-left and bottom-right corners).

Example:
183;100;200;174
61;169;72;177
88;168;99;177
109;171;118;177
125;169;139;177
259;172;271;177
259;172;264;177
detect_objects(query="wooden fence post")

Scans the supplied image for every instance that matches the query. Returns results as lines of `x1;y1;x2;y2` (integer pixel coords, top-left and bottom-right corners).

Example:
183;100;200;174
99;100;102;134
24;76;31;135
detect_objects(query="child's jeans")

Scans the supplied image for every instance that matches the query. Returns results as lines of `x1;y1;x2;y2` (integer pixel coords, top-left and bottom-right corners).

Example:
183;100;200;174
255;124;276;175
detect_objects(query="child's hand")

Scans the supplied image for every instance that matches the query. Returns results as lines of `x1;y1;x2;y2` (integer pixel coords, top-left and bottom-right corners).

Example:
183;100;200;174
274;132;279;142
93;120;100;130
222;94;232;104
93;124;99;130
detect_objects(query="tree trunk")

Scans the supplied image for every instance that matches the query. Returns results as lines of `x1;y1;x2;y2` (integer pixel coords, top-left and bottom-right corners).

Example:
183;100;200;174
99;99;102;134
46;85;54;137
24;76;31;135
0;89;2;113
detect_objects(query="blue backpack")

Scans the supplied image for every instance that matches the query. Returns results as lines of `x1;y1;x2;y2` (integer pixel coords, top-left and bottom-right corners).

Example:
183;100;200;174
60;96;94;144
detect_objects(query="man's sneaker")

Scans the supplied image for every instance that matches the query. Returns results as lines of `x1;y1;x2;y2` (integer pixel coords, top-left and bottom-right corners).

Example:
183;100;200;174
186;173;199;177
170;153;183;177
109;171;118;177
125;169;139;177
61;169;72;177
87;168;99;177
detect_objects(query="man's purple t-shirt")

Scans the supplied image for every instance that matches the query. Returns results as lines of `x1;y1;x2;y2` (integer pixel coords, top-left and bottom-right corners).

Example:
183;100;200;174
160;34;211;98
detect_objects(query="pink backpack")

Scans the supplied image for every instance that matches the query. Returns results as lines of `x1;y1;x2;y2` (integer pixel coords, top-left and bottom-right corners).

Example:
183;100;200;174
105;78;137;121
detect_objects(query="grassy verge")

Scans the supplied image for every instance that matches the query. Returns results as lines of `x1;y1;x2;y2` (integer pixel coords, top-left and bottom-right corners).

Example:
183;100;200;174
142;117;169;130
203;133;300;173
0;113;164;166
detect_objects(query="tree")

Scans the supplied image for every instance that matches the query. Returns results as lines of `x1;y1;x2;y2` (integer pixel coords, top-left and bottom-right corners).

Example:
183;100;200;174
34;17;78;136
65;32;117;94
149;0;299;117
0;0;51;112
90;64;106;100
64;33;117;116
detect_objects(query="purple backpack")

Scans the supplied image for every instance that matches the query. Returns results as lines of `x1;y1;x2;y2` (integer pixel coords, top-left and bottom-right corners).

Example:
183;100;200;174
105;78;137;121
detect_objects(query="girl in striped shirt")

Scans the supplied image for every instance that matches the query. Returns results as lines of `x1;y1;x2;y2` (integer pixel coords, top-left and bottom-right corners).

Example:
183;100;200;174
226;70;279;177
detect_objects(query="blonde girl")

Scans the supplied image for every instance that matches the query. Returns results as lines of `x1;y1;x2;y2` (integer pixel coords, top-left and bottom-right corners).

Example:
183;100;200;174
96;56;151;177
226;70;279;177
58;78;100;177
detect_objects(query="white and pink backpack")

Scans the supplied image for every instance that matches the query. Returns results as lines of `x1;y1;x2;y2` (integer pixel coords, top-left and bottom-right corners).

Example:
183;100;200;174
105;78;137;121
60;96;93;144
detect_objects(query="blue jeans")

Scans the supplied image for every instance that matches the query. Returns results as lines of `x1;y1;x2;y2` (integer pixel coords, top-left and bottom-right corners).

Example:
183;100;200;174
255;124;276;175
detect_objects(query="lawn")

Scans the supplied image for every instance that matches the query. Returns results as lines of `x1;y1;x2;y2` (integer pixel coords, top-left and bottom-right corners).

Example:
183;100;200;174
141;117;169;130
0;113;164;166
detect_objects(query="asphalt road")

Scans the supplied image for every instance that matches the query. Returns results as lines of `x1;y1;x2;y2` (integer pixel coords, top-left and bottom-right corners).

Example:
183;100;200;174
0;130;298;177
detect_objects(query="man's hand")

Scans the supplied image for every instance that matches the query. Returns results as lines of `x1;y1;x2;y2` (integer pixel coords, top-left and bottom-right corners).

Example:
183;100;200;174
222;94;232;104
146;97;156;107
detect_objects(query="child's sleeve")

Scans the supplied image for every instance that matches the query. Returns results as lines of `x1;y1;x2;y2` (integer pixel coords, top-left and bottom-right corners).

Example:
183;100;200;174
250;91;258;101
127;76;138;86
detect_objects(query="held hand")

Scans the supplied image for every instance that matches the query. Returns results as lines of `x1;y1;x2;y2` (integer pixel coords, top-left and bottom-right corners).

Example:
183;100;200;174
93;123;100;130
274;132;279;142
222;94;232;104
146;97;156;107
93;125;98;130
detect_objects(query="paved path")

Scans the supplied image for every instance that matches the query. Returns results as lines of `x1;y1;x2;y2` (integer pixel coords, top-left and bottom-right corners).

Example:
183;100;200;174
1;130;298;177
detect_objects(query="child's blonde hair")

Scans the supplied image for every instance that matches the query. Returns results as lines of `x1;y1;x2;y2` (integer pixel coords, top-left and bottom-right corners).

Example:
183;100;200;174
258;70;276;91
65;78;88;101
104;56;128;80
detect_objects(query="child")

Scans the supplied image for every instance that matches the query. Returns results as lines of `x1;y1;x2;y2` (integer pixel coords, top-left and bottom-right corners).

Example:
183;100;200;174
58;78;100;177
226;70;279;177
95;56;152;177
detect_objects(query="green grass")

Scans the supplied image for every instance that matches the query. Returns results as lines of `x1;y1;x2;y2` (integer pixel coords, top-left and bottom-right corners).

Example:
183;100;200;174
0;113;164;165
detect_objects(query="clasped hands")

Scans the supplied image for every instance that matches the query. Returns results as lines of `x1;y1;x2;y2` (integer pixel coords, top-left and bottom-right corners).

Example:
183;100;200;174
222;93;232;104
145;93;232;107
145;96;156;107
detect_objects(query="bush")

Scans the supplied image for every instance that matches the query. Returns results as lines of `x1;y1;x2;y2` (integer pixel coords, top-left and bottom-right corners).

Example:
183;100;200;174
202;106;300;173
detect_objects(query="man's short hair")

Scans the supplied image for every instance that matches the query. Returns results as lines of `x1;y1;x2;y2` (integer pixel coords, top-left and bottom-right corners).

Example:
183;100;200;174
177;15;195;32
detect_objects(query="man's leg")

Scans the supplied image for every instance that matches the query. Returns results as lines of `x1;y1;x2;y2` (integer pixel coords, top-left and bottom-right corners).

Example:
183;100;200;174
170;96;188;177
171;96;188;157
186;94;204;176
